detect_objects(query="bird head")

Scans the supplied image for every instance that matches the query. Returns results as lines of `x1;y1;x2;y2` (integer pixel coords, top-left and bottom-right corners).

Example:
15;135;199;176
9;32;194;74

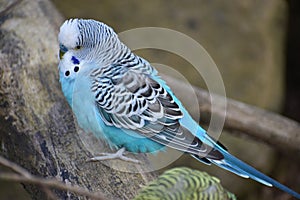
58;18;117;62
58;19;123;81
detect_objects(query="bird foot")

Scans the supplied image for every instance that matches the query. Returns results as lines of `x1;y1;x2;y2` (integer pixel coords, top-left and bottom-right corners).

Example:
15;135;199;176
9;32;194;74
87;147;140;164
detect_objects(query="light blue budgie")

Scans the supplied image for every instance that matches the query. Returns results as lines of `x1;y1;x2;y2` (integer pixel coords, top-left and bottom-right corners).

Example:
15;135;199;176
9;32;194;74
58;19;300;199
134;167;236;200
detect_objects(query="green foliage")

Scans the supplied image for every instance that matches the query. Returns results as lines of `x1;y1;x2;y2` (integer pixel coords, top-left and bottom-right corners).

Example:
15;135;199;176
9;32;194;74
134;167;236;200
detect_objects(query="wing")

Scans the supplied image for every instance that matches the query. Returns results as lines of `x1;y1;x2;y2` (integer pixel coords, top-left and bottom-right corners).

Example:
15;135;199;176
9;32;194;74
90;59;223;160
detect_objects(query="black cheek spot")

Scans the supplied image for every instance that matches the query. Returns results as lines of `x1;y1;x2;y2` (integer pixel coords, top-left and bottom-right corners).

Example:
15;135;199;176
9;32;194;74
65;70;70;77
74;66;79;72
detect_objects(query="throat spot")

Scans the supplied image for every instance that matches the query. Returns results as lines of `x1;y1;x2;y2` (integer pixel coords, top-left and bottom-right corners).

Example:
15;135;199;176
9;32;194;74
71;56;80;65
74;66;79;72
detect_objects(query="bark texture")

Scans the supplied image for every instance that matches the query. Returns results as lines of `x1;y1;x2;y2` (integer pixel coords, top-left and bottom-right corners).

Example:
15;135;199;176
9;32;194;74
0;0;157;199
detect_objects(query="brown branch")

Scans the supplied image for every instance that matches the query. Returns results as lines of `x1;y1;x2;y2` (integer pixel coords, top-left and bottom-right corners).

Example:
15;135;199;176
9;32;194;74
162;75;300;154
0;154;32;178
0;155;106;200
0;173;106;200
0;0;158;199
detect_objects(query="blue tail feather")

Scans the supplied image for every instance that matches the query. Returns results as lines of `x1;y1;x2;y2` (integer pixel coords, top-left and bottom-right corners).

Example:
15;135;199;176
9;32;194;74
172;90;300;198
189;125;300;199
212;147;300;199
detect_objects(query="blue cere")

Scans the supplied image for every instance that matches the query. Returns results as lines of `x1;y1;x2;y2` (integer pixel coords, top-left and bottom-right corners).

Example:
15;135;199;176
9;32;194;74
59;44;68;53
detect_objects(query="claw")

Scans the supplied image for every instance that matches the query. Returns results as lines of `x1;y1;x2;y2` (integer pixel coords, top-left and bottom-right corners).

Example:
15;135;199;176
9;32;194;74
87;147;140;164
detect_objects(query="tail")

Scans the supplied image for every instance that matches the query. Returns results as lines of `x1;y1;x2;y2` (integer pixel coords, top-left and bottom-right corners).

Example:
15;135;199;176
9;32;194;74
178;104;300;198
202;136;300;199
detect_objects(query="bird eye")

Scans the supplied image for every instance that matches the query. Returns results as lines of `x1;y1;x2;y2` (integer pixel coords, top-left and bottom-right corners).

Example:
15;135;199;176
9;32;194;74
75;45;81;50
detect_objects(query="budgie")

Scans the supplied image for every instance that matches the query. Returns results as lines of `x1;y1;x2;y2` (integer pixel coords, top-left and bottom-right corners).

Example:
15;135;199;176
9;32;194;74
58;19;300;199
134;167;236;200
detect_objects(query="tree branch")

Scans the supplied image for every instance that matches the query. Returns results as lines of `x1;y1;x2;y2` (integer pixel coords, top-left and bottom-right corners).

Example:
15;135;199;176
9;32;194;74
0;0;157;199
0;173;105;200
0;155;106;199
163;75;300;154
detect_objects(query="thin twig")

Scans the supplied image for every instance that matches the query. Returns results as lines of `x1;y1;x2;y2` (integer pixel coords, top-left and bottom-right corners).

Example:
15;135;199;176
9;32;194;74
0;155;106;200
0;173;106;200
0;155;32;178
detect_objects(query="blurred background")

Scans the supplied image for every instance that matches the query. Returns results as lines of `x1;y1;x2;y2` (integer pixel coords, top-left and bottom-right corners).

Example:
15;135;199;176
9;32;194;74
1;0;300;199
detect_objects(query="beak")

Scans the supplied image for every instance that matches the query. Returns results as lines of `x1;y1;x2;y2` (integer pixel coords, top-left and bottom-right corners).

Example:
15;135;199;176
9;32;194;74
59;49;65;59
59;44;68;59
